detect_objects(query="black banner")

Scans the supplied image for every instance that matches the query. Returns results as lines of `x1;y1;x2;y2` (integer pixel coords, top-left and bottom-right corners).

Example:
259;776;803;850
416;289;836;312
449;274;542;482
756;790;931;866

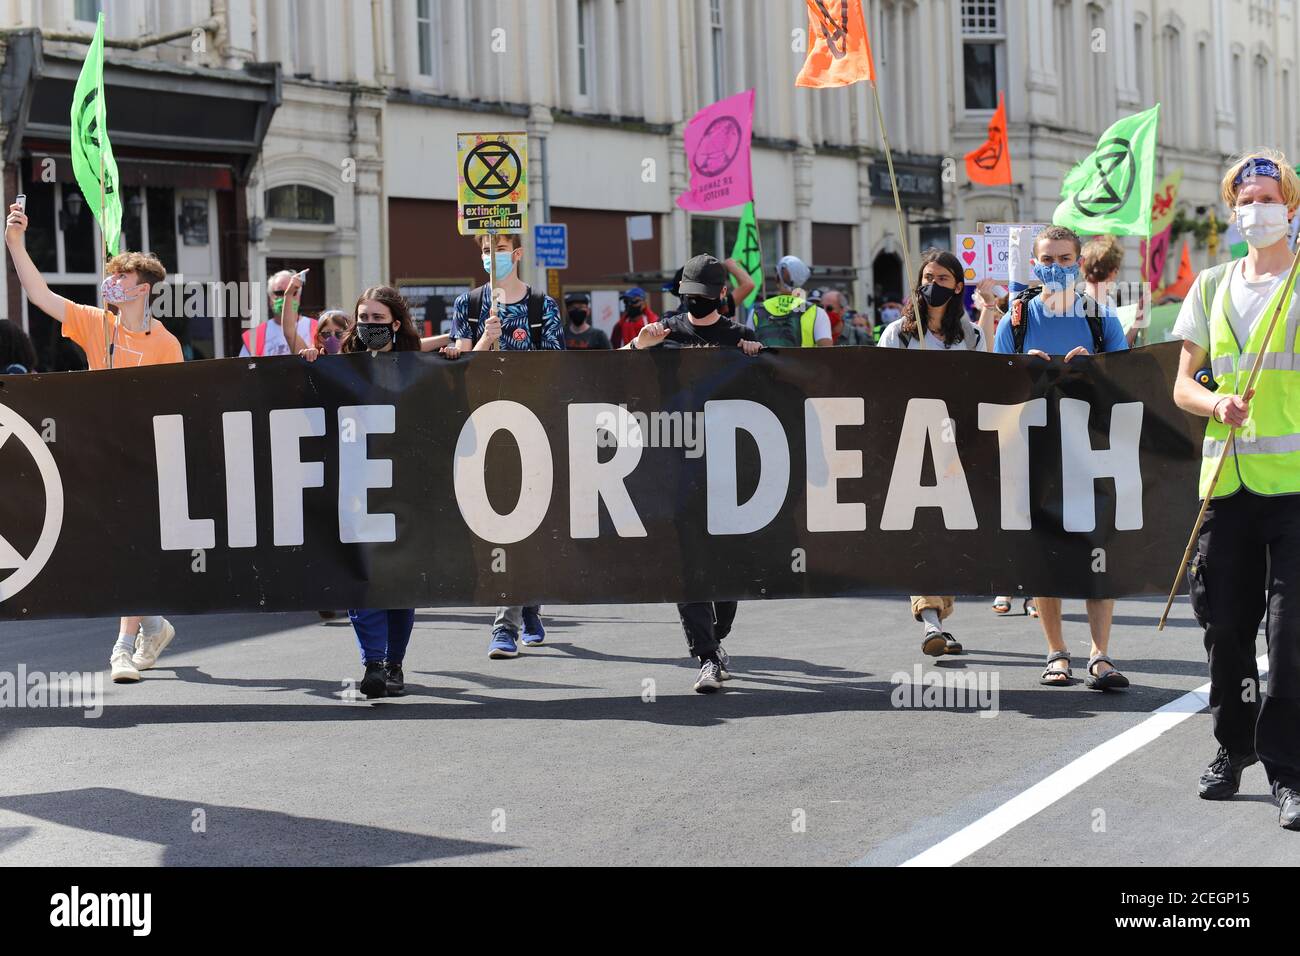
0;343;1201;620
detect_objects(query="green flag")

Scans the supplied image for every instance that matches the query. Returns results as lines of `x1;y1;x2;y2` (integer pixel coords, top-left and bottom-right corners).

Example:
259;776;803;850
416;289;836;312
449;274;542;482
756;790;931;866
70;13;122;257
729;202;762;307
1052;104;1160;237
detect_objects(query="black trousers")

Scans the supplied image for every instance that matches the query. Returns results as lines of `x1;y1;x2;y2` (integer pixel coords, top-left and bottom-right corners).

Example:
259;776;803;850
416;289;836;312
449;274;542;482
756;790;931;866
1190;490;1300;790
676;601;738;659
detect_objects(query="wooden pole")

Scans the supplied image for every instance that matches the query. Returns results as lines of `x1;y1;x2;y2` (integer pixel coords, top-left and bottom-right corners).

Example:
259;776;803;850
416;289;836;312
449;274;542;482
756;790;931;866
1157;247;1300;629
868;77;918;348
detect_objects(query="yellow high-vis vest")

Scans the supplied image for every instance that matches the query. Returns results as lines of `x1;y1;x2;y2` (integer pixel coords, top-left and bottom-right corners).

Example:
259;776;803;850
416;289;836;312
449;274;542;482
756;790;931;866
1201;258;1300;498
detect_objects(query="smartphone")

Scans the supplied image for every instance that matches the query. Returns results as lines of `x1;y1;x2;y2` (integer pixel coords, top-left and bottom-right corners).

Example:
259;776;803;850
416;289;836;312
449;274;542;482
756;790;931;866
14;194;25;212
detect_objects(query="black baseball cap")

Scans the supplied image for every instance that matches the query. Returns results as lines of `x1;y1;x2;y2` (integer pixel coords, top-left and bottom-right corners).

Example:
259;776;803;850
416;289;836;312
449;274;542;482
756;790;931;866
564;291;590;305
678;254;727;297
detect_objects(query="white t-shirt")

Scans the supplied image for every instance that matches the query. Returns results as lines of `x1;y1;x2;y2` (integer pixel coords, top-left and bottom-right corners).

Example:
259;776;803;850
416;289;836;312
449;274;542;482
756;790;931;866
239;316;317;357
877;315;983;351
1172;260;1292;352
745;304;833;343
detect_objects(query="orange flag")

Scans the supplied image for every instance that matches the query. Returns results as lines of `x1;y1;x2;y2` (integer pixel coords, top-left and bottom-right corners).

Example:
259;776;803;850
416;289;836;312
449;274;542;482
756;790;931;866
795;0;876;88
1156;241;1194;301
965;92;1012;186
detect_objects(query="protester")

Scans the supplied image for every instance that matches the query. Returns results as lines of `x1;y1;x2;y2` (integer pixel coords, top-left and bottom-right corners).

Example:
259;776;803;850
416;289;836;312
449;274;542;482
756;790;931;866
1080;235;1136;345
878;299;903;339
302;286;422;696
838;309;875;346
445;233;560;656
877;250;998;351
240;269;312;356
312;309;351;355
664;258;754;324
0;317;38;373
621;254;763;691
748;255;833;347
448;233;563;356
876;249;997;656
820;288;847;343
1170;149;1300;828
5;201;180;683
562;292;611;349
610;287;657;348
993;224;1129;690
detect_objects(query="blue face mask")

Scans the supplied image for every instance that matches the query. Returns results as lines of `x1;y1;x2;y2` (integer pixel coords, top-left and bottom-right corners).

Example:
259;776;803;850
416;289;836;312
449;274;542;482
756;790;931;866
482;251;516;280
1032;262;1080;293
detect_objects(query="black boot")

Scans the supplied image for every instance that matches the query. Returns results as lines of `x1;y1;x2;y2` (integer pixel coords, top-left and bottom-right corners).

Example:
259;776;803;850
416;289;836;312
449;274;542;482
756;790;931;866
359;660;387;699
1276;784;1300;831
1198;746;1257;800
385;661;405;697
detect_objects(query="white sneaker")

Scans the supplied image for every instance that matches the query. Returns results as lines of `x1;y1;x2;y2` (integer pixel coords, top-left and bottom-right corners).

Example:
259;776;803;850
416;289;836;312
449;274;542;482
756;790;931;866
110;649;141;684
693;659;722;693
132;619;176;671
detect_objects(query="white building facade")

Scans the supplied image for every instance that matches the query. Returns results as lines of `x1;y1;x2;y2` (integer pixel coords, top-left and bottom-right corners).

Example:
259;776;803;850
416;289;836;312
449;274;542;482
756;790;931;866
2;0;1298;358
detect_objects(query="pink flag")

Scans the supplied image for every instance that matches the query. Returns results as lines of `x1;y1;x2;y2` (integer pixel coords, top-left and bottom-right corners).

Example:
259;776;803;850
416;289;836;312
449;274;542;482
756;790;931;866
676;89;754;212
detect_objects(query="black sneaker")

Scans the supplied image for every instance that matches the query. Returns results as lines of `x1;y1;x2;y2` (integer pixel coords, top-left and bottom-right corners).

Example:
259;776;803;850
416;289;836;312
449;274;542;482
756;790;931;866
693;659;722;693
385;662;405;697
1275;783;1300;831
359;661;388;699
1198;746;1258;800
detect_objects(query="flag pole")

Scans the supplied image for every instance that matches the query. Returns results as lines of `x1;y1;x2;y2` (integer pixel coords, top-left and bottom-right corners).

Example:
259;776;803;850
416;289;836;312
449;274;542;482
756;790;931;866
867;77;917;346
1157;245;1300;630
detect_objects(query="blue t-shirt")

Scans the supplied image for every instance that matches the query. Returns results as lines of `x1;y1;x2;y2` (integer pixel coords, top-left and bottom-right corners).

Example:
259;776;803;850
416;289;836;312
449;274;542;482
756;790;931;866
993;294;1129;356
451;286;564;351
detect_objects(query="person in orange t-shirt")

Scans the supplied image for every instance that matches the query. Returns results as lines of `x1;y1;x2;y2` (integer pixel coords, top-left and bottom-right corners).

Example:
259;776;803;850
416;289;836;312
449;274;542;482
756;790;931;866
6;199;182;683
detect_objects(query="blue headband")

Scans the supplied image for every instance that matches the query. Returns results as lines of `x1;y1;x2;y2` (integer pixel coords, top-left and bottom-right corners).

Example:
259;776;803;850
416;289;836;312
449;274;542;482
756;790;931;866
1234;157;1282;185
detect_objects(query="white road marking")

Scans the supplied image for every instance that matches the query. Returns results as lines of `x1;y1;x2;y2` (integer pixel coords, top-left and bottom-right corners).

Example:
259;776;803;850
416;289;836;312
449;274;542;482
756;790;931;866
900;654;1270;867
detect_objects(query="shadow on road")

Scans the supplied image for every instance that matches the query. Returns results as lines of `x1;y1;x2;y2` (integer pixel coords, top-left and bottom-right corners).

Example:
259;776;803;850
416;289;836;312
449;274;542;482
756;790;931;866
0;788;513;866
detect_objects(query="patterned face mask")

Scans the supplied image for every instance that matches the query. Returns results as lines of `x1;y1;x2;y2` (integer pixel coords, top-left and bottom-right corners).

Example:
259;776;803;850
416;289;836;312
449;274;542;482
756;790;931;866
101;275;147;305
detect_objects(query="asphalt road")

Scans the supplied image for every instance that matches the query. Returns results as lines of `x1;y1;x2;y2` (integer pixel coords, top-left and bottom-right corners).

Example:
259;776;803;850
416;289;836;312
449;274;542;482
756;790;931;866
0;595;1294;866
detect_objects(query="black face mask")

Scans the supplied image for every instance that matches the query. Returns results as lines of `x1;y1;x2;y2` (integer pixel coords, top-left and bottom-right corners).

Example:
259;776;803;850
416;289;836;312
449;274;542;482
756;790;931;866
624;301;644;317
355;323;394;351
684;295;719;319
920;283;956;309
567;308;589;326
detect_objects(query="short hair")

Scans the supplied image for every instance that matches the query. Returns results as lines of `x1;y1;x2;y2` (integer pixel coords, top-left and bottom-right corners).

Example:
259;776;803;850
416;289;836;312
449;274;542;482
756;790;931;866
1080;235;1124;283
475;233;522;252
1220;148;1300;209
105;251;166;286
1033;225;1082;257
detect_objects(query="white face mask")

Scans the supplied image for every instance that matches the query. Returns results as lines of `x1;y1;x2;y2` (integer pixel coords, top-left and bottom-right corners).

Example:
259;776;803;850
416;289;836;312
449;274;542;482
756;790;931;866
1236;202;1291;248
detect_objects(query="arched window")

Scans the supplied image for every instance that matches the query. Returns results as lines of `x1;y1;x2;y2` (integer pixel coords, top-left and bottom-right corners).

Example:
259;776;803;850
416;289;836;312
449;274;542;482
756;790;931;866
265;185;335;224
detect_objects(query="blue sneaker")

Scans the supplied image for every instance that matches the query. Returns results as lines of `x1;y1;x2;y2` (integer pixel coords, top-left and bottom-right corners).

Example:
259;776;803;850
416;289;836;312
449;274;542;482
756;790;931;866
521;607;545;646
488;628;519;659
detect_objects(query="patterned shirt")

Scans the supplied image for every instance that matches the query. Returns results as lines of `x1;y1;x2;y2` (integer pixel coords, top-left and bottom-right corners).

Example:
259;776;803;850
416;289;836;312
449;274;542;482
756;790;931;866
450;286;564;351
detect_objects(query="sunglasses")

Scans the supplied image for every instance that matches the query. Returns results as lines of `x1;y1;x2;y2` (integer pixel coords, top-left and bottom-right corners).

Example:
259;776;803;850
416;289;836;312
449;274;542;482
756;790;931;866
320;330;345;340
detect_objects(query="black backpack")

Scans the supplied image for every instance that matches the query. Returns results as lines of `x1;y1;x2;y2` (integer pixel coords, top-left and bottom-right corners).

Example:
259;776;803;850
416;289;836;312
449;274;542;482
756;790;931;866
1009;286;1107;355
467;284;547;349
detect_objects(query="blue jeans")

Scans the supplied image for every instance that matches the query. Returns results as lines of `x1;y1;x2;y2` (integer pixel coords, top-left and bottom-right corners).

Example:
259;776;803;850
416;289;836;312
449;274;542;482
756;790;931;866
348;608;415;665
